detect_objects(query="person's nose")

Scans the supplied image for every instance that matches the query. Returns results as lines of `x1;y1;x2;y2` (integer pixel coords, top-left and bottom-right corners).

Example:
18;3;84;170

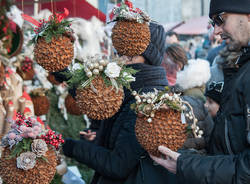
213;24;223;36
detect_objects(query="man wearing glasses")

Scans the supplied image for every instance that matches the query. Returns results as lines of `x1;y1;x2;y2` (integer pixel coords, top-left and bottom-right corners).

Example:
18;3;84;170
151;0;250;183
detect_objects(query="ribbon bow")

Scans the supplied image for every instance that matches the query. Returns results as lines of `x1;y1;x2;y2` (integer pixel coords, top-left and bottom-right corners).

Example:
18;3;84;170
208;81;224;93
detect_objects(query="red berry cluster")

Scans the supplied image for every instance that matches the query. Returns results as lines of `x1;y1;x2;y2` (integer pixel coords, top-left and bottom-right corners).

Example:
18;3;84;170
40;130;64;150
16;112;33;127
34;19;47;34
21;57;33;72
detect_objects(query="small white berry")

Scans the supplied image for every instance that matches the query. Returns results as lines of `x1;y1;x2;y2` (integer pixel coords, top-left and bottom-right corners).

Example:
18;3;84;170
86;72;92;77
147;118;152;123
99;59;106;66
98;65;104;71
94;63;99;68
198;130;204;135
88;63;94;70
93;69;99;75
132;91;137;96
147;99;152;104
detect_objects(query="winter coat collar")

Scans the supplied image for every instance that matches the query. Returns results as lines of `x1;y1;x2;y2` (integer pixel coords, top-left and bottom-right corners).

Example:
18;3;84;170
127;63;168;93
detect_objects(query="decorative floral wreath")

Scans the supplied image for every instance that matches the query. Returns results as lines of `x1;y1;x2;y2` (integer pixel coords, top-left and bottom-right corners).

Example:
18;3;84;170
67;55;138;92
109;0;150;24
22;8;73;43
131;87;203;138
1;113;64;170
0;0;16;56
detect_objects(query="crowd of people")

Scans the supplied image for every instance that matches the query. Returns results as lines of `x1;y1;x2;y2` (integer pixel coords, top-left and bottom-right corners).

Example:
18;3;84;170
60;0;250;183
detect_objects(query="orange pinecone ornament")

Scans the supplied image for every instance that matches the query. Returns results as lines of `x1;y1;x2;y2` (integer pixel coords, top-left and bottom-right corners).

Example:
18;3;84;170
112;20;150;57
0;148;57;184
135;109;187;157
76;77;124;120
31;89;50;116
65;94;82;116
34;35;74;72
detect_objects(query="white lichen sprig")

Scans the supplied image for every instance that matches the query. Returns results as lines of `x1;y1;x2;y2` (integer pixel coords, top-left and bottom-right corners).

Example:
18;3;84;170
67;55;137;93
131;89;201;138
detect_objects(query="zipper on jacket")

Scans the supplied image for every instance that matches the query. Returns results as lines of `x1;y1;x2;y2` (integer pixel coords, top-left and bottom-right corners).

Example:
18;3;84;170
225;118;234;155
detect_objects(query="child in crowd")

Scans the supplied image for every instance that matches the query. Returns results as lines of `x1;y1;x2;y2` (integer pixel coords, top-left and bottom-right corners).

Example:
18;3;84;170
204;81;224;118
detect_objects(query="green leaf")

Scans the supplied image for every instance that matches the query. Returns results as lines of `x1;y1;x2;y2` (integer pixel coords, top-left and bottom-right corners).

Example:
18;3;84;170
40;156;49;163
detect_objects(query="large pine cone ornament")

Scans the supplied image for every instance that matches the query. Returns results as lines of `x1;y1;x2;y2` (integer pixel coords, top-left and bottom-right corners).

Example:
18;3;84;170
31;96;50;116
76;77;124;120
135;109;187;157
112;20;150;57
65;94;82;116
34;35;74;72
0;148;57;184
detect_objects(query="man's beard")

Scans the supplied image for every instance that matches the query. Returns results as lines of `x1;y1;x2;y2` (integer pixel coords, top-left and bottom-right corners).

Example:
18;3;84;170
227;40;242;52
221;33;242;52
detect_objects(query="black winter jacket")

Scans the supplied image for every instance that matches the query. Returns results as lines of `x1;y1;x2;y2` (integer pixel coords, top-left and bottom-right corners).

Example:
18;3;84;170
176;47;250;184
63;63;176;184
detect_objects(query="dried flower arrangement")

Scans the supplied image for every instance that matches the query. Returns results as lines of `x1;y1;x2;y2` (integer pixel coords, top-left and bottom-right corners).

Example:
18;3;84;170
0;0;23;58
0;0;14;56
65;55;137;120
131;87;203;156
110;0;151;56
0;113;64;184
22;8;74;72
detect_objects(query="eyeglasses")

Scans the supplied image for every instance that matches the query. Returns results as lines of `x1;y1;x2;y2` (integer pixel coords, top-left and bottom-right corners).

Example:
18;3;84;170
210;12;225;27
208;81;224;93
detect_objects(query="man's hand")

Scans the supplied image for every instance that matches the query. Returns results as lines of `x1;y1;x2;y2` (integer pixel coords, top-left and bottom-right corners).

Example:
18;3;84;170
150;146;180;174
79;130;96;141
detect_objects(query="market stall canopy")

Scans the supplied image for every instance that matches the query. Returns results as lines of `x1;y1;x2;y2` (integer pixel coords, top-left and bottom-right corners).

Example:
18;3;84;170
166;16;209;35
15;0;106;22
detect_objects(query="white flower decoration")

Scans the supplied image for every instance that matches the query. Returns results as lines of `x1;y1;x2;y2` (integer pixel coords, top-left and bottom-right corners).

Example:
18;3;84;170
31;139;48;157
104;62;121;78
72;63;82;71
16;152;36;170
122;72;136;82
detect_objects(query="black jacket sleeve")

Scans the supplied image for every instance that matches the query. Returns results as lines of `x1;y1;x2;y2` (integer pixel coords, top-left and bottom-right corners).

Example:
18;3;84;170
64;104;146;179
177;146;250;184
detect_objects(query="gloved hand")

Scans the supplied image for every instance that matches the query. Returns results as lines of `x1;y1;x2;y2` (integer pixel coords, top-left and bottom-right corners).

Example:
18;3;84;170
51;68;72;83
182;137;205;150
62;138;76;158
68;86;77;99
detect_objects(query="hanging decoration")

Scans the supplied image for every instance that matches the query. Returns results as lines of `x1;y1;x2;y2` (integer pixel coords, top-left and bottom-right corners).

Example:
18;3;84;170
0;113;64;184
22;8;74;72
110;0;151;57
131;87;202;157
65;55;137;120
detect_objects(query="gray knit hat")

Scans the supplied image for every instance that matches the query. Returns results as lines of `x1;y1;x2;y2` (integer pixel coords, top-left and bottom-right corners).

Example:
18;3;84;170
142;22;166;66
209;0;250;18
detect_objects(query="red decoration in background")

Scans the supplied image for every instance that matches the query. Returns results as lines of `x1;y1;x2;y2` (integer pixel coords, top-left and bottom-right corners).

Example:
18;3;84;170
15;0;106;23
54;8;69;22
21;14;40;27
109;0;142;21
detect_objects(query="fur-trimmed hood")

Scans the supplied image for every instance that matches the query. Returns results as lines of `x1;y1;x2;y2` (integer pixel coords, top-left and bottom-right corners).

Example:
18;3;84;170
176;59;211;90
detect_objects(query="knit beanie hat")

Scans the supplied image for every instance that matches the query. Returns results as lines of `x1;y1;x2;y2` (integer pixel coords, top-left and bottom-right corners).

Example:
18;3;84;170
205;81;224;104
142;22;166;66
209;0;250;18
